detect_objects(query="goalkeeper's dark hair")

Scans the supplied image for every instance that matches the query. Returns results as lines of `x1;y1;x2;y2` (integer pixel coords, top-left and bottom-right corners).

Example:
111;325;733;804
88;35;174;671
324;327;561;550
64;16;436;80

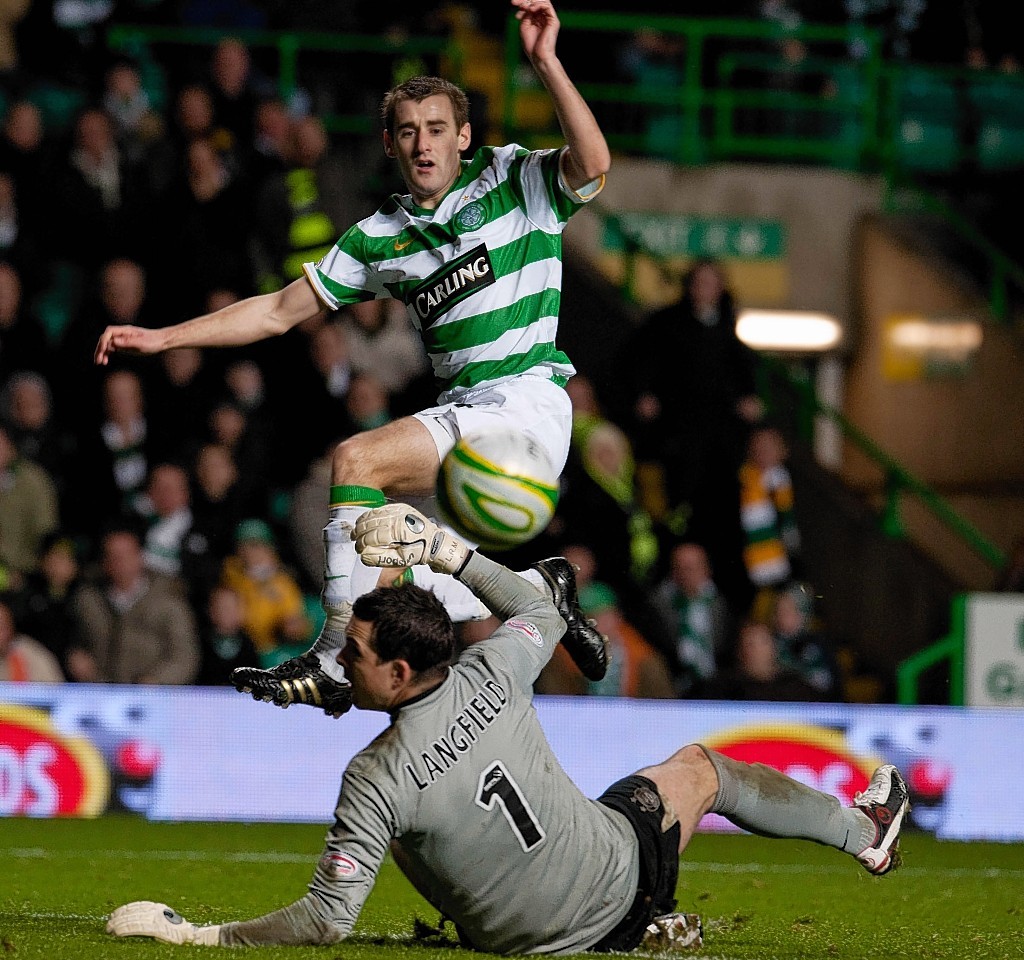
380;76;470;137
354;581;455;678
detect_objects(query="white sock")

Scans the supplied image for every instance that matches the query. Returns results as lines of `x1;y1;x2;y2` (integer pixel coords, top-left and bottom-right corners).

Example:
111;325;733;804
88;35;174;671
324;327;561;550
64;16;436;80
516;567;545;592
410;567;491;621
322;511;362;612
409;567;548;622
316;649;350;683
321;485;389;611
310;607;353;656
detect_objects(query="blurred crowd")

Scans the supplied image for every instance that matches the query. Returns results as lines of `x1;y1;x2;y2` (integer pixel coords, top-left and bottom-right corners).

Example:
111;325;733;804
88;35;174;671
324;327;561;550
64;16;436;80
493;257;842;704
4;0;1000;701
0;2;443;689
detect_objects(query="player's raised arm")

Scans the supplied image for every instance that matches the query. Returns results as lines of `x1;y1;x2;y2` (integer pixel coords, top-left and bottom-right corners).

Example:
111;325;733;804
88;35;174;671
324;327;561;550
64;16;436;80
94;276;325;365
513;0;610;192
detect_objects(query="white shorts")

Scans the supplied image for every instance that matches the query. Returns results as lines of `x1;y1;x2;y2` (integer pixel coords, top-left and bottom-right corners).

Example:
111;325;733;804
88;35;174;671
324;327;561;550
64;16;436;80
410;374;572;520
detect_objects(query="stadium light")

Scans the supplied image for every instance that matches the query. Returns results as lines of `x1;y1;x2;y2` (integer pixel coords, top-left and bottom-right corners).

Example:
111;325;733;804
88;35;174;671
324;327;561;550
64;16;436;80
881;313;984;380
736;309;843;352
886;316;983;353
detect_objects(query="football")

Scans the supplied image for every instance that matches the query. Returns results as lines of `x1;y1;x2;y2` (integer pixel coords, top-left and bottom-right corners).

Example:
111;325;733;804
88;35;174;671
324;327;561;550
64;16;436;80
437;428;559;551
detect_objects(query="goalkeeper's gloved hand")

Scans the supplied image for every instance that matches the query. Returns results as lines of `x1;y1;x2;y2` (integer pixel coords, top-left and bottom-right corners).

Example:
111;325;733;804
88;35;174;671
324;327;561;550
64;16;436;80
106;901;221;945
354;503;470;575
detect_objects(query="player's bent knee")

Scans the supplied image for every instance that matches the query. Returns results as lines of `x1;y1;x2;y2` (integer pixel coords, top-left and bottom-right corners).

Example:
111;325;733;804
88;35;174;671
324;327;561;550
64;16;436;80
667;742;717;773
332;434;381;486
639;743;718;822
331;418;439;493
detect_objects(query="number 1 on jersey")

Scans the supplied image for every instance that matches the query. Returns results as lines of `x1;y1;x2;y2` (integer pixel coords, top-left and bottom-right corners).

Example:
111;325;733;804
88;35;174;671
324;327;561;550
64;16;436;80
475;760;546;852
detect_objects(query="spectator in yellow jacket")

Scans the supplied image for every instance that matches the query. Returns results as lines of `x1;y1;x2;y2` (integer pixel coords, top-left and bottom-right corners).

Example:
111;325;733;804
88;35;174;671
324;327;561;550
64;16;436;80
220;519;311;666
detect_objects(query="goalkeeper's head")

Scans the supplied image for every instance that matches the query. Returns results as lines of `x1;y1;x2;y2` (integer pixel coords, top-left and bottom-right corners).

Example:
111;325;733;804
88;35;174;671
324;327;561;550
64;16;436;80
342;583;455;711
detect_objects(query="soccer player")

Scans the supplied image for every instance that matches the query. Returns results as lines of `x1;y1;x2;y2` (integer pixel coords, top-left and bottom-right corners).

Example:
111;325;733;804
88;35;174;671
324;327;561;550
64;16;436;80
93;0;609;708
106;503;910;952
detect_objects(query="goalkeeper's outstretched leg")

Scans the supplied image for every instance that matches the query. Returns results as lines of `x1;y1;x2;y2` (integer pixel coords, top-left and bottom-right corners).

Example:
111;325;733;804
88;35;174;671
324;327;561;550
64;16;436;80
639;744;910;876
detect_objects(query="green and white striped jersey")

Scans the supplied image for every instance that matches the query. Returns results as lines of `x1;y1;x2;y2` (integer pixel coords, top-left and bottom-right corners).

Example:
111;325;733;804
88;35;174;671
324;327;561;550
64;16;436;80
303;144;595;402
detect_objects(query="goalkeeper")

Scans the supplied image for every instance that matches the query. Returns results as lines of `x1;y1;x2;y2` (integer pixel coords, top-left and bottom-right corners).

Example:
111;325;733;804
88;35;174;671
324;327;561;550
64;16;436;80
108;505;909;954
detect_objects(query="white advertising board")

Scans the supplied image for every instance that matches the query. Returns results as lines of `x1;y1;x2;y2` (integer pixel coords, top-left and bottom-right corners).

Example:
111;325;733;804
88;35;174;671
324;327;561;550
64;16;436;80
1;683;1021;841
964;593;1024;707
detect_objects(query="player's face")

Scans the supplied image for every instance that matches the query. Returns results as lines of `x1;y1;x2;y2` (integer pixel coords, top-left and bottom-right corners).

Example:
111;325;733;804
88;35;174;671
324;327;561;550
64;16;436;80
338;616;403;711
384;94;470;209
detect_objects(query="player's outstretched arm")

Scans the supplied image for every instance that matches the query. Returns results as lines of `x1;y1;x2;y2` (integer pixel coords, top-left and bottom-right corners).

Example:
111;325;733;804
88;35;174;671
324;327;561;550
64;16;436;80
512;0;610;192
107;901;221;945
107;897;349;947
94;276;324;365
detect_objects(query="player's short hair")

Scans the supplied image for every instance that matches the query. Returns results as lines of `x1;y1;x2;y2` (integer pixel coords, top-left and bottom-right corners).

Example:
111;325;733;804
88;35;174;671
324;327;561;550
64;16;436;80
354;581;455;676
380;76;470;136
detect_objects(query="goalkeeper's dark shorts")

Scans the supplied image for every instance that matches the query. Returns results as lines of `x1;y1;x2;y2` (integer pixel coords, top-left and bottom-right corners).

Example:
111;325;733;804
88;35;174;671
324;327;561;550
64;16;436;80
588;774;681;953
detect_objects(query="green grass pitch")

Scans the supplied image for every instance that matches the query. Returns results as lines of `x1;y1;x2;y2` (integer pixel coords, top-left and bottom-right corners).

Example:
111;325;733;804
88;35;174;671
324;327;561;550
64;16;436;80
1;817;1021;959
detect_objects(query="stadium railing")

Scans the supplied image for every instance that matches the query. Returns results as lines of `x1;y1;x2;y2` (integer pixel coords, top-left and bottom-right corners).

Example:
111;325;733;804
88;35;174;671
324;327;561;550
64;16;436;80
896;593;965;706
103;16;1024;332
498;11;1024;333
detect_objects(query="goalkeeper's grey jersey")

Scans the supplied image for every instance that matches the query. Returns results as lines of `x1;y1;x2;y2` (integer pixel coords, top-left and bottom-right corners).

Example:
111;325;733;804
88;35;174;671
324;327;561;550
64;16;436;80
302;144;589;402
230;554;639;955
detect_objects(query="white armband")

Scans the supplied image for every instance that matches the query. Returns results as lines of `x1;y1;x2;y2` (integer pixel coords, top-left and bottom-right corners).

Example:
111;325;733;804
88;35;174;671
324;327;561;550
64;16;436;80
558;148;606;203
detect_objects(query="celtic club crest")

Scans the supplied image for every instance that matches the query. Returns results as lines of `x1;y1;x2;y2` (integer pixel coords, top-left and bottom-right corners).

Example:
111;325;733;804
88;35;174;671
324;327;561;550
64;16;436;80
455;201;486;232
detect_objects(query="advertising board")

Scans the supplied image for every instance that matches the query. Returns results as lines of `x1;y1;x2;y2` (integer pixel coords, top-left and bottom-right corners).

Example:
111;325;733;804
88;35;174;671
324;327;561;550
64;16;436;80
1;683;1019;841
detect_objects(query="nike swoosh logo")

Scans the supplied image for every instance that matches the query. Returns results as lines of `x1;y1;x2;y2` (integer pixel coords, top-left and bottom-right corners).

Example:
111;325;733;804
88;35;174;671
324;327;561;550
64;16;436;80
394;237;414;251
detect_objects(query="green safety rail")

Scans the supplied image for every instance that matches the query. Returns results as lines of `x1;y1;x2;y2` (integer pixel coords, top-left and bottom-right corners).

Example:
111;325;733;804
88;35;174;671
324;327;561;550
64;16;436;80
501;12;1024;329
896;593;965;705
758;355;1006;570
503;11;1024;175
502;12;887;167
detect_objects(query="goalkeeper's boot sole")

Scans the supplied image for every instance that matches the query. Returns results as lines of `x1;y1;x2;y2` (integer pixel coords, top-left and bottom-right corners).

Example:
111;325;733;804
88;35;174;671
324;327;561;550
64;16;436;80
853;764;910;875
640;913;704;951
532;557;609;681
232;654;353;716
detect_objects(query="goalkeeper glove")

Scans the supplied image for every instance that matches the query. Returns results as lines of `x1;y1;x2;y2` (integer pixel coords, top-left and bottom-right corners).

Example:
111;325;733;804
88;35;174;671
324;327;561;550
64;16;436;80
354;503;470;575
106;901;221;945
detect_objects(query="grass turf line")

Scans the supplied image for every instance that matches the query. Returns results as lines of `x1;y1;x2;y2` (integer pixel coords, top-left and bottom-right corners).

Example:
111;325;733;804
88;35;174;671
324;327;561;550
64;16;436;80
1;816;1021;960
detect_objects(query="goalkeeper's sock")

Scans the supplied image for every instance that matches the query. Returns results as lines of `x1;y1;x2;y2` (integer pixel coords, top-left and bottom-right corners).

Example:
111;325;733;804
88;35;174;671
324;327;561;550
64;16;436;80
322;485;387;612
701;747;875;854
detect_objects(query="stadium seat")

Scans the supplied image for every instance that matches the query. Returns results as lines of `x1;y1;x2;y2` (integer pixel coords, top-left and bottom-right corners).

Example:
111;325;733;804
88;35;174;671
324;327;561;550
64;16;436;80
27;83;86;134
967;73;1024;172
32;261;83;345
893;66;962;174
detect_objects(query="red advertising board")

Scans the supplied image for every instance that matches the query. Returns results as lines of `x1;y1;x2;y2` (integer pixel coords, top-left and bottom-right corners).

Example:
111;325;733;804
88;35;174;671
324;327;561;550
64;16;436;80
0;705;110;817
705;722;880;806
